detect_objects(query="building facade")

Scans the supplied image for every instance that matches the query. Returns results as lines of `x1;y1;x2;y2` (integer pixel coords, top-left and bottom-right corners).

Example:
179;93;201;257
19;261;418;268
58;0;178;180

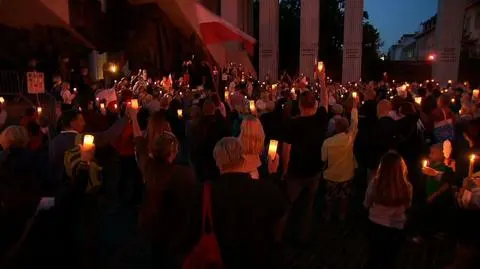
388;33;417;61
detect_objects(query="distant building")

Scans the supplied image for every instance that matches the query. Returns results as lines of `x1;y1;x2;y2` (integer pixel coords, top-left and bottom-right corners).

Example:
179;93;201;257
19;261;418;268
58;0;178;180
415;15;437;61
388;34;417;61
389;0;480;61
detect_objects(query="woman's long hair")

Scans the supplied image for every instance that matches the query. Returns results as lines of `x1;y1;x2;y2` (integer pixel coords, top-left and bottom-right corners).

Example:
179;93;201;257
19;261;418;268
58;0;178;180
239;116;265;155
370;151;411;207
146;110;171;154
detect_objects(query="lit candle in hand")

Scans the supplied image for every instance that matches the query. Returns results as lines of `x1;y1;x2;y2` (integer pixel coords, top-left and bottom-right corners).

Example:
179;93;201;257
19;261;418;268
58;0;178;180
469;154;476;177
352;92;357;99
0;97;4;104
224;91;229;100
249;100;256;113
268;140;279;160
37;107;42;115
83;134;95;150
473;89;479;99
415;97;422;105
177;109;183;118
131;99;139;109
422;159;429;168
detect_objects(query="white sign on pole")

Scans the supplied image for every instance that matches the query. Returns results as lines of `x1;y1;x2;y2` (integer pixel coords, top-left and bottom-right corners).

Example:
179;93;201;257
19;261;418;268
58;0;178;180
26;72;45;94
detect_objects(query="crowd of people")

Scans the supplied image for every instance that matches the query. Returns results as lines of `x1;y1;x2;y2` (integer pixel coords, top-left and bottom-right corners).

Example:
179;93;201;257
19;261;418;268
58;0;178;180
0;61;479;269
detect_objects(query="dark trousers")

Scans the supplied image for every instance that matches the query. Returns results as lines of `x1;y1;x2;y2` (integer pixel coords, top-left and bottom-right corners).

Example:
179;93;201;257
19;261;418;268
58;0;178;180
366;221;404;269
118;156;143;205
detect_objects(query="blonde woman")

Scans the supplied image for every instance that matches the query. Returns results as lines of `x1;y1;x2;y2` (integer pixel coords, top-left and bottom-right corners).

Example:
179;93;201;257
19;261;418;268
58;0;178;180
239;116;265;179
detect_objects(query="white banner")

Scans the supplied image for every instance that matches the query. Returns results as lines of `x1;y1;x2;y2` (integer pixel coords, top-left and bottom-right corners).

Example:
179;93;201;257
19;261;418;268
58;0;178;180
26;72;45;94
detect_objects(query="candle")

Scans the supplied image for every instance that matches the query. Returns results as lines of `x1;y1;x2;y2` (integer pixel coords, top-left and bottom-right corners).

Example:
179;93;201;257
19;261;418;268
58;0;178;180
392;80;396;83
100;103;105;109
249;100;256;113
0;97;4;104
422;159;429;168
177;109;183;118
37;107;42;114
131;99;139;109
317;61;324;73
352;92;357;99
451;98;455;104
224;91;229;100
83;134;95;150
114;104;118;110
448;80;452;84
290;88;295;94
73;87;77;92
415;97;422;105
469;154;476;177
473;89;479;98
96;97;100;103
268;140;279;160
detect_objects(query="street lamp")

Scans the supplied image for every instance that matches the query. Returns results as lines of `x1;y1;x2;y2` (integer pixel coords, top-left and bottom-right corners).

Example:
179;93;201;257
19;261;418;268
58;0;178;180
427;54;436;61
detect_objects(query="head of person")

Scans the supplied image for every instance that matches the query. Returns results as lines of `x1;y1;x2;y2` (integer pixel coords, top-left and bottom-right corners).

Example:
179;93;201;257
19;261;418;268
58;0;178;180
150;131;179;164
429;143;444;164
202;99;216;116
62;82;70;91
147;110;172;153
189;105;201;121
372;151;411;207
213;137;245;174
437;94;449;108
0;125;29;150
334;117;350;134
299;91;317;116
60;109;85;133
239;116;265;156
332;104;344;116
376;100;392;118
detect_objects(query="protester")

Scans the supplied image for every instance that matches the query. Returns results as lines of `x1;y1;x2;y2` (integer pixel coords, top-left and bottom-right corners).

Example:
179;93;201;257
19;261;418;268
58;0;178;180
280;90;328;242
238;116;265;179
364;151;412;269
322;98;358;220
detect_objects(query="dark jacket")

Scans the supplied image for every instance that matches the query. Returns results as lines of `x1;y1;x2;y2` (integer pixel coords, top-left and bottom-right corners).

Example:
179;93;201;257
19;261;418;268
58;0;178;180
189;115;230;182
0;147;45;255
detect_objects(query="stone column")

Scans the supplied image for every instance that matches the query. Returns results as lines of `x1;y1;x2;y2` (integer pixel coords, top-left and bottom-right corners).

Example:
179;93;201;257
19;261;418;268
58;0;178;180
259;0;279;81
433;0;466;84
299;0;320;79
221;0;239;28
342;0;364;84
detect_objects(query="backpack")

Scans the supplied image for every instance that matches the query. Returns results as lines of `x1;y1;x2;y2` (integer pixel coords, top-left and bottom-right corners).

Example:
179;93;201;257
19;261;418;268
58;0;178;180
182;183;223;269
63;134;103;193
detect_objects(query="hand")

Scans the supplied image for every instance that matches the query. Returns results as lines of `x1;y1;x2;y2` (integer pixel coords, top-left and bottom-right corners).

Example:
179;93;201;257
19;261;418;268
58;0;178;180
422;167;441;177
79;144;95;163
268;153;280;174
126;106;139;120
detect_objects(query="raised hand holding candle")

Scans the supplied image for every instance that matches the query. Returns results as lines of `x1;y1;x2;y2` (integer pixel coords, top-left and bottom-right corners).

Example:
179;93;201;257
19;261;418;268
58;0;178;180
451;98;455;104
249;100;256;113
37;107;42;115
422;159;429;168
352;92;357;99
317;61;324;73
177;109;183;118
415;97;422;105
469;154;476;177
268;140;279;160
0;97;4;104
473;89;479;99
224;91;229;100
83;134;95;150
131;99;139;109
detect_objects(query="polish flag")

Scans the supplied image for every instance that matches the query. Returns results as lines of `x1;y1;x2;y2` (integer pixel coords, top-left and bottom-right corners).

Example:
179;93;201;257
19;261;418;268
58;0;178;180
195;3;256;56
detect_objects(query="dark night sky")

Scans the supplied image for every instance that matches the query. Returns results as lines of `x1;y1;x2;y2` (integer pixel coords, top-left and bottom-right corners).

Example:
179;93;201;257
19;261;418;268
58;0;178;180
364;0;438;52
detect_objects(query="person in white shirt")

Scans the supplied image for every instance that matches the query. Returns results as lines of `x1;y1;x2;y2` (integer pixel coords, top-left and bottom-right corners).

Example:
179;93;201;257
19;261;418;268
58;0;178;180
364;151;412;269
